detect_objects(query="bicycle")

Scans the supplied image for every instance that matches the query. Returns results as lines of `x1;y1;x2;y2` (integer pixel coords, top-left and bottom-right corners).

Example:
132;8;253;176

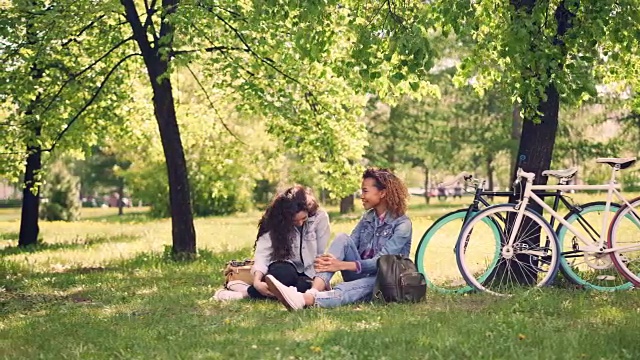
454;157;640;296
415;169;630;293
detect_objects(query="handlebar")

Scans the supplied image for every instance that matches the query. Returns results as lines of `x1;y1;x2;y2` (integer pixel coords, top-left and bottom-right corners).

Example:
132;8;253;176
513;168;535;186
438;171;473;187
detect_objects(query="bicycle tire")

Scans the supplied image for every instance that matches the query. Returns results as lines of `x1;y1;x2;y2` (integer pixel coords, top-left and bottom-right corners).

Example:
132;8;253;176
556;201;632;291
608;196;640;286
456;203;561;296
414;209;501;293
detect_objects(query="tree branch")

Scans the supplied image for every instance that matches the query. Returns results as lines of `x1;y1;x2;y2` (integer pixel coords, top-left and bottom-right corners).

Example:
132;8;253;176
158;0;178;44
171;45;249;57
121;0;154;58
0;44;25;65
21;4;57;16
195;1;246;21
203;9;336;117
214;13;303;86
44;53;141;153
185;64;245;145
41;36;134;116
184;21;256;79
366;0;389;28
143;0;160;44
61;14;107;47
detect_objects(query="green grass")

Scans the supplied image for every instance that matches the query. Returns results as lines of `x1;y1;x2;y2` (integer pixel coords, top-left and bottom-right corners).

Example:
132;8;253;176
1;196;639;359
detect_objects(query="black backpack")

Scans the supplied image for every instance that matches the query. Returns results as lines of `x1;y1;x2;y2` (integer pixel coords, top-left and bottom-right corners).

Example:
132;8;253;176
374;255;427;303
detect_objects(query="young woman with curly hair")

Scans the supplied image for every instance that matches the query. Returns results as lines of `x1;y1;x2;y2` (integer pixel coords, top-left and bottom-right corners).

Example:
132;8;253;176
214;185;330;301
265;168;412;310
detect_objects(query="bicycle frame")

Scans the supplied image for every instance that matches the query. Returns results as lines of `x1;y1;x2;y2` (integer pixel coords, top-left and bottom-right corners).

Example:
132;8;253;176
510;166;640;255
463;181;580;230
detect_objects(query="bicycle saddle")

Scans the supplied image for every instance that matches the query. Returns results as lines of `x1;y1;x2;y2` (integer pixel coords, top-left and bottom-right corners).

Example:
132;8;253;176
596;157;637;169
541;167;578;179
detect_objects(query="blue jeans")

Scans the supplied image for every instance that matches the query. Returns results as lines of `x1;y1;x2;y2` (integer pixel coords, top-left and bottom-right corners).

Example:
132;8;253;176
314;233;376;308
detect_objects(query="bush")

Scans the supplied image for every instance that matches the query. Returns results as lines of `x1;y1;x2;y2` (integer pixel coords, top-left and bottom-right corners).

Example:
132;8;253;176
122;112;280;218
39;161;81;221
0;199;22;208
126;150;253;218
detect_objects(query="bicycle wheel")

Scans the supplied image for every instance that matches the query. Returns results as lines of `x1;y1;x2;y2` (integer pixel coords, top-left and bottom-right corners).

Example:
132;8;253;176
556;201;632;291
608;196;640;286
456;204;560;296
414;209;501;293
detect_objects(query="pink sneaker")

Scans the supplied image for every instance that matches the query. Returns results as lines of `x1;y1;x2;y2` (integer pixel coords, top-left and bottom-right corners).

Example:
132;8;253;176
265;275;306;311
212;289;245;301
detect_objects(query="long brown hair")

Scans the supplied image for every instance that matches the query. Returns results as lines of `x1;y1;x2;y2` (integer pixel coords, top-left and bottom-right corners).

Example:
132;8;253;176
256;185;319;261
363;168;409;217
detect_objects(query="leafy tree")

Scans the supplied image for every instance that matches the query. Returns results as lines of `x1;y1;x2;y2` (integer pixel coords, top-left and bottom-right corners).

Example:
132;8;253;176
78;146;131;215
39;160;81;222
434;0;640;185
115;0;438;256
363;66;515;202
0;2;133;246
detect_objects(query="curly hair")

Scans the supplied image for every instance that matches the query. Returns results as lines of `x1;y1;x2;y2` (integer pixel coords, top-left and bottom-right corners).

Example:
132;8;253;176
255;185;319;261
363;168;409;217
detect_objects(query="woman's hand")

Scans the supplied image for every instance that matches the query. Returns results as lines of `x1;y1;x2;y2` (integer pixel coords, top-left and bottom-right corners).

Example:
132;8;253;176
314;254;343;272
253;281;273;297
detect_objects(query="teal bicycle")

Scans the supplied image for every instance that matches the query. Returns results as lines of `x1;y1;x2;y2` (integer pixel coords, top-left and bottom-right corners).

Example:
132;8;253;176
414;168;630;293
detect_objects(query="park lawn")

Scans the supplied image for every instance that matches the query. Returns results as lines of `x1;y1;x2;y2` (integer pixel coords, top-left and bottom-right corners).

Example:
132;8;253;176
1;195;639;359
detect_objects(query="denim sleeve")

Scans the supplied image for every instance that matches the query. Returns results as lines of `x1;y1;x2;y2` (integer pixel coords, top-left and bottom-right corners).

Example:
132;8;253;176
349;216;365;249
315;210;331;255
359;218;413;274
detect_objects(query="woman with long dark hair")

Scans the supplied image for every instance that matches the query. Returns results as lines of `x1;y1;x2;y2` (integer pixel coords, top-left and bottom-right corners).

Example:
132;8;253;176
265;168;412;310
214;185;330;301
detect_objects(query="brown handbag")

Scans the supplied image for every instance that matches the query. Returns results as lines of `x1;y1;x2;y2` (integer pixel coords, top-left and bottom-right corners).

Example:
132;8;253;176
224;259;254;286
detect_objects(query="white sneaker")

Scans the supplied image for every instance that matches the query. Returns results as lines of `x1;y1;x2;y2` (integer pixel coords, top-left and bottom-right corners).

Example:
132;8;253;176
212;289;245;301
226;280;250;292
265;275;306;311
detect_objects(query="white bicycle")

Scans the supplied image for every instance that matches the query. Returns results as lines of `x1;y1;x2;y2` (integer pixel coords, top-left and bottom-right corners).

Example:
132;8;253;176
455;157;640;296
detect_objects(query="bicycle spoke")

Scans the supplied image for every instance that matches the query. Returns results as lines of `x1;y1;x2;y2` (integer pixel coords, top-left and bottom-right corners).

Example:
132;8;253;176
457;204;560;296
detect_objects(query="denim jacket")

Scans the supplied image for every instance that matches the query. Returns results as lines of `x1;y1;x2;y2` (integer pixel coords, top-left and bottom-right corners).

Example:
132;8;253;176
252;209;330;278
351;209;412;274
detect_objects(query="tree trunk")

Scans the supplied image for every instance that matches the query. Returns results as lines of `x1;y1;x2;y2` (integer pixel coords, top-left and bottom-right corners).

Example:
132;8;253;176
340;194;355;214
18;135;42;247
423;165;430;205
117;177;125;216
150;70;196;256
502;84;560;285
486;153;494;200
510;104;523;176
19;14;43;248
122;0;196;257
501;0;574;285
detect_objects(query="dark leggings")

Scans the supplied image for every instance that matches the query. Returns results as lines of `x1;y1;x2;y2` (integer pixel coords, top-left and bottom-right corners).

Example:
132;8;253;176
247;261;311;299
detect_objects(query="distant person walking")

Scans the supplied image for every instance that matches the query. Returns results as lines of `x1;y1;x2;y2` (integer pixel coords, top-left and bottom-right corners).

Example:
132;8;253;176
437;184;447;201
453;183;463;199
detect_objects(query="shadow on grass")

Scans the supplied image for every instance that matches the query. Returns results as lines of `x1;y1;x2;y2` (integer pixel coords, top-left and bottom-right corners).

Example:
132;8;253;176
0;234;140;256
0;246;252;317
81;211;156;224
0;231;19;241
